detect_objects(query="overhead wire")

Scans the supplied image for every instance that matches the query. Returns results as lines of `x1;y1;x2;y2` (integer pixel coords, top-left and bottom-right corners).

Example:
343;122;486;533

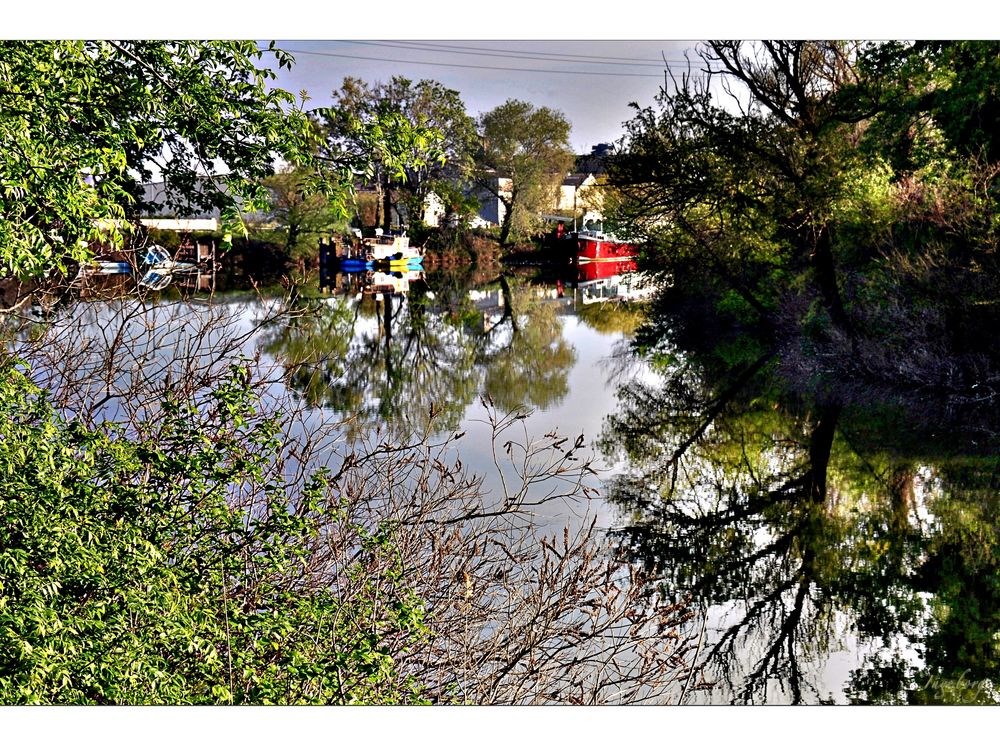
350;40;694;67
377;39;690;63
271;47;663;77
268;45;716;79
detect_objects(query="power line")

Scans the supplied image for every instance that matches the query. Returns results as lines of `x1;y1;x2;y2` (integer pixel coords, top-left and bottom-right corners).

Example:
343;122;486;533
349;40;695;67
380;40;687;63
272;46;711;79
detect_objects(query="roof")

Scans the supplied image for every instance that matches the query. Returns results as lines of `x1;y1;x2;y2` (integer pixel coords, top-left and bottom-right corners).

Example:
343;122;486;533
139;177;265;222
562;173;595;188
140;179;224;219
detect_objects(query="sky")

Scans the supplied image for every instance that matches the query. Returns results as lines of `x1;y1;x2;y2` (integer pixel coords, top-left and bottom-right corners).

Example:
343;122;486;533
16;0;975;155
262;40;700;153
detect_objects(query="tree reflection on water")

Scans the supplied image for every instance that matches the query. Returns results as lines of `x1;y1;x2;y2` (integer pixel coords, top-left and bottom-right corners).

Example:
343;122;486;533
261;271;576;439
600;321;1000;703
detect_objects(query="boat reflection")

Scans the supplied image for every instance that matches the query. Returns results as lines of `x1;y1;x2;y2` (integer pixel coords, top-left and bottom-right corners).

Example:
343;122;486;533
572;260;656;305
74;244;208;293
320;267;426;300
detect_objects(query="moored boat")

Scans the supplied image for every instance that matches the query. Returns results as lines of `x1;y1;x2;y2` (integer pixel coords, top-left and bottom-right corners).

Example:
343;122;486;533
362;232;422;262
543;222;637;263
573;230;636;262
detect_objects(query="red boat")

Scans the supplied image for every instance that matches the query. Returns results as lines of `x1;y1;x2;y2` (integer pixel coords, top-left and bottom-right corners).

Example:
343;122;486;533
573;230;636;262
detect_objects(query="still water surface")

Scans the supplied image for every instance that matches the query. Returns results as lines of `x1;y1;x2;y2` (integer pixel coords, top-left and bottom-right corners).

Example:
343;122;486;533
9;263;999;704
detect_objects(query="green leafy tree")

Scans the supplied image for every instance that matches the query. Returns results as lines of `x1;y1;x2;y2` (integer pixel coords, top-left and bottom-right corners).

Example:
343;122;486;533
610;41;880;334
315;77;469;232
257;165;347;261
0;41;344;278
394;79;478;224
475;100;574;246
861;41;1000;170
611;40;1000;393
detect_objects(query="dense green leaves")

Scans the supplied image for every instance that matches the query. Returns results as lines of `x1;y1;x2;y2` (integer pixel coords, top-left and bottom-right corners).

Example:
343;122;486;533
475;100;574;245
0;41;335;277
0;361;428;704
257;166;349;258
314;76;461;231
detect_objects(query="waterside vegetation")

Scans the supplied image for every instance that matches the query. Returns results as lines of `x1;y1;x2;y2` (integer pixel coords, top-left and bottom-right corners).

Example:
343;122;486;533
0;40;691;704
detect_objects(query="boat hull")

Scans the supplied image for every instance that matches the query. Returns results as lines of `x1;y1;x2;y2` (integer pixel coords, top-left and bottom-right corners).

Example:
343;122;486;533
575;233;636;261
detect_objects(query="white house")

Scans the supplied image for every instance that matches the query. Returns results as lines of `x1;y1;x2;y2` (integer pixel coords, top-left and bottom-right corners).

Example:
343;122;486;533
554;173;599;213
425;171;601;230
474;174;513;227
420;191;446;227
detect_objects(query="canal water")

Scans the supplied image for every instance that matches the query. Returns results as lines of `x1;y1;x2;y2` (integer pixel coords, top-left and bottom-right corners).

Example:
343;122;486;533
6;261;999;704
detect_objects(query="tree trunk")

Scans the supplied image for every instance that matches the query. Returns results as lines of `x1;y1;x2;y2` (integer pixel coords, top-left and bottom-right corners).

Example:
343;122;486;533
806;404;841;504
498;198;514;246
382;176;393;233
812;226;853;335
285;224;300;255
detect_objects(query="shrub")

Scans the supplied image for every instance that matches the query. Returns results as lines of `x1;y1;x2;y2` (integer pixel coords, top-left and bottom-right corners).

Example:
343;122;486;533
0;361;428;704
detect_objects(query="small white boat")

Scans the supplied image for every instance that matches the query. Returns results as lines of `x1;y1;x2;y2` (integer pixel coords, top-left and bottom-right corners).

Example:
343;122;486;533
362;231;423;262
137;245;197;290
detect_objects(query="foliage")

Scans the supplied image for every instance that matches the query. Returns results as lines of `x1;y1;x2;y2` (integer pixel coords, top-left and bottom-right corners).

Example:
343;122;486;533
425;178;482;231
610;41;875;332
861;41;1000;169
255;166;348;259
475;99;574;245
4;288;700;705
0;41;347;279
609;40;1000;391
142;227;221;253
0;360;428;704
315;76;468;231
